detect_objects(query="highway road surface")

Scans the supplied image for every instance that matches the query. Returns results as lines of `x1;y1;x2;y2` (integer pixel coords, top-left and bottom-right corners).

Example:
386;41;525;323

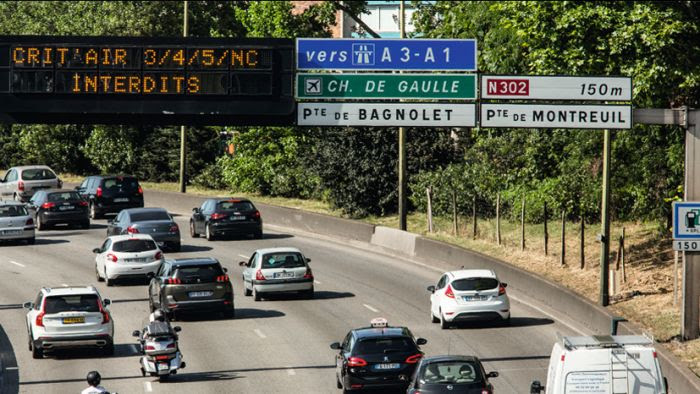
0;190;584;393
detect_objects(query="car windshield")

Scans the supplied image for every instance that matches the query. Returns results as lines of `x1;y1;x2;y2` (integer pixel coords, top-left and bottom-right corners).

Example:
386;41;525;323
261;253;306;269
113;239;157;252
216;200;255;212
44;294;100;314
420;361;483;385
354;337;415;354
0;205;28;217
21;168;56;180
174;264;223;283
451;278;499;291
47;192;81;202
130;211;170;222
103;177;139;190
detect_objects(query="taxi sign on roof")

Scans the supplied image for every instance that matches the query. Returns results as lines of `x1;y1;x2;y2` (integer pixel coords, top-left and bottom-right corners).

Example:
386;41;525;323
370;317;388;328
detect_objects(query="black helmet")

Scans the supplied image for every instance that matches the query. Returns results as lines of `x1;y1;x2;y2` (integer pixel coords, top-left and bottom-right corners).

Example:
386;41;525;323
87;370;101;386
153;309;165;322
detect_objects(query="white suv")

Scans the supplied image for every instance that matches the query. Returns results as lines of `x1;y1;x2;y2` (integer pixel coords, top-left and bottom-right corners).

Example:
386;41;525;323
93;234;164;286
428;269;510;329
24;286;114;358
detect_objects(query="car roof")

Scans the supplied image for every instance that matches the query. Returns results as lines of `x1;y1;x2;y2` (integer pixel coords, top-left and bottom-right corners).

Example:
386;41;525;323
420;355;480;363
0;200;26;206
254;247;302;255
41;286;100;297
11;165;54;171
352;326;412;339
212;197;252;203
90;174;137;179
107;234;156;242
43;189;79;194
166;257;219;267
448;269;497;280
123;207;168;215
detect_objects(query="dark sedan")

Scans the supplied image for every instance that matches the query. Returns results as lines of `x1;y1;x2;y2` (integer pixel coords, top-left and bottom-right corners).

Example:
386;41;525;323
27;189;89;230
148;257;234;319
189;198;262;241
106;207;180;251
407;355;498;394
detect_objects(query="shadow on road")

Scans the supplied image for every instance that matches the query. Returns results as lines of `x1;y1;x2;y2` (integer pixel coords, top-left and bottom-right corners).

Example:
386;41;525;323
262;290;355;302
0;304;23;310
32;238;70;245
451;316;554;330
480;354;551;363
0;323;19;394
47;343;141;360
177;244;213;253
229;308;285;320
163;364;335;383
110;297;149;304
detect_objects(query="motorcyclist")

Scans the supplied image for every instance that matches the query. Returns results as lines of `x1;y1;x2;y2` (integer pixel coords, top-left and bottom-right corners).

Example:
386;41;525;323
81;371;108;394
144;309;178;340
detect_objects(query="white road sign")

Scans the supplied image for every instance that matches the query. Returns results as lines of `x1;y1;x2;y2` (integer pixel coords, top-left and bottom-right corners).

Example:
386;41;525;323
480;104;632;129
481;75;632;101
298;103;476;127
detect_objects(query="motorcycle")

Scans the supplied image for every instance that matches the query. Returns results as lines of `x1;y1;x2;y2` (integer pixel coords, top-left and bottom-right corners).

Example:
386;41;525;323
132;320;185;381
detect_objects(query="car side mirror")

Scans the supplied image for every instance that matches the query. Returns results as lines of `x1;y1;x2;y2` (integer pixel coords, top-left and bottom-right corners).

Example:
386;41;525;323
223;267;228;273
192;207;199;213
416;338;427;346
427;285;435;293
530;380;544;393
103;299;111;306
488;371;499;378
501;283;508;288
132;330;141;337
173;326;182;332
305;257;311;263
330;342;342;350
107;219;114;224
23;301;33;309
92;248;101;254
238;261;247;267
146;272;155;279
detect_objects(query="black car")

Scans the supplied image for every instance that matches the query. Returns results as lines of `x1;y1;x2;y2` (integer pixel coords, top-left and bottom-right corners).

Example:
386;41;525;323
331;318;427;392
407;355;498;394
106;207;181;251
27;189;89;230
147;257;234;319
189;198;262;241
76;175;144;219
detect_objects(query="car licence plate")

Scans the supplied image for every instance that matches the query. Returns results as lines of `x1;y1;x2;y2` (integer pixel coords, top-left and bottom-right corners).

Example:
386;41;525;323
273;272;294;279
114;198;129;202
189;291;213;298
58;205;75;210
463;295;488;301
158;362;169;371
374;363;400;370
126;258;148;263
62;316;85;324
230;215;246;221
2;229;21;235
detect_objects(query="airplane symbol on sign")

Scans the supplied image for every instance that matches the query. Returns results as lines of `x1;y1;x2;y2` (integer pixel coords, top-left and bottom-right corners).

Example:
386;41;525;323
305;78;322;95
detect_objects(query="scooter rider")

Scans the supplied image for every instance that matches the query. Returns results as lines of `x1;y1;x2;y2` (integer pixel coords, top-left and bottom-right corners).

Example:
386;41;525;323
145;309;178;340
81;371;108;394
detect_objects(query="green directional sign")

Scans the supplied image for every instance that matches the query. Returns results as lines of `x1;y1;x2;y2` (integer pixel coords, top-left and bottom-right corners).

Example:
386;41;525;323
296;73;477;100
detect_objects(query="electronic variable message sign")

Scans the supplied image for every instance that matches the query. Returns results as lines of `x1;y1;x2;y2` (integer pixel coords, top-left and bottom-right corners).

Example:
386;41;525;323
0;36;294;125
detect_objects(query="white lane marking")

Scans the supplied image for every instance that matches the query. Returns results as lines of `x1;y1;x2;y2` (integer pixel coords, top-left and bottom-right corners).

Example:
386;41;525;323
61;283;68;287
314;280;321;285
8;261;25;267
363;304;379;313
144;381;153;392
238;254;249;259
5;366;18;370
287;368;296;376
254;328;267;339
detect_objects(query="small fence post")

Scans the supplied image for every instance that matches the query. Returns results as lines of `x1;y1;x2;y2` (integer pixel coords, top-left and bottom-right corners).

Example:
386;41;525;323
426;187;433;233
520;197;525;251
580;215;585;269
496;193;501;245
544;202;549;255
674;250;679;307
452;190;458;236
472;195;477;240
560;209;566;266
620;227;626;282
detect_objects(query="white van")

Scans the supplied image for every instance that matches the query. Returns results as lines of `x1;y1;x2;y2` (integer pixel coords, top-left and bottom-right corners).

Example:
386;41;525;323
531;335;668;394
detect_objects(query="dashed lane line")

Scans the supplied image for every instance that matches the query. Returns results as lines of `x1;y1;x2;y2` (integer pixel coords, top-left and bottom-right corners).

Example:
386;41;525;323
363;304;379;313
144;381;152;392
254;329;267;339
287;368;296;376
8;261;24;268
314;280;321;285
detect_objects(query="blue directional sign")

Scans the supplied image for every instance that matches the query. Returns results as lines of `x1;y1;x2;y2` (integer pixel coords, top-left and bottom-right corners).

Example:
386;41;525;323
296;38;477;71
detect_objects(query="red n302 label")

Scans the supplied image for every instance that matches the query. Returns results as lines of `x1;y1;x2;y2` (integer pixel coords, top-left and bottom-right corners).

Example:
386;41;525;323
486;79;529;96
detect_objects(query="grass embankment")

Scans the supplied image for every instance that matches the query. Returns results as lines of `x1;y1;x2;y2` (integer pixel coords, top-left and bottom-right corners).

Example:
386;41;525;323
58;174;699;376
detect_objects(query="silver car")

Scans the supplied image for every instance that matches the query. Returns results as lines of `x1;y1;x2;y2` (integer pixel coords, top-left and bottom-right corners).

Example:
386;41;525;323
0;201;35;244
106;208;181;252
239;247;314;301
0;166;62;202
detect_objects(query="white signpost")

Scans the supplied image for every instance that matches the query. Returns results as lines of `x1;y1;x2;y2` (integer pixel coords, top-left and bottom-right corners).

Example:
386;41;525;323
481;75;632;101
480;103;632;129
298;103;476;127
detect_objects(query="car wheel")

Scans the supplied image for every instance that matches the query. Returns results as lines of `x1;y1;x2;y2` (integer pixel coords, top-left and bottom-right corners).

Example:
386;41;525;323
31;337;43;359
223;308;235;319
440;309;450;329
253;287;261;301
158;374;169;382
302;287;314;299
105;276;114;287
431;308;439;323
254;231;263;239
205;224;214;241
89;202;101;219
36;215;45;231
243;281;252;297
502;315;511;326
96;265;104;282
26;237;35;245
81;220;90;229
190;221;199;238
14;193;22;202
336;375;343;389
170;242;181;252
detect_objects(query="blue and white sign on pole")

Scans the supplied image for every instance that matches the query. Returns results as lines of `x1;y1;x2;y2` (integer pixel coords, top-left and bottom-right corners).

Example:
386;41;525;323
296;38;477;71
673;202;700;251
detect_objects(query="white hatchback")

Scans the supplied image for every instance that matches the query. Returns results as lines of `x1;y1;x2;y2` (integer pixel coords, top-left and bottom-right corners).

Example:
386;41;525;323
428;269;510;329
24;286;114;358
239;247;314;301
94;234;164;286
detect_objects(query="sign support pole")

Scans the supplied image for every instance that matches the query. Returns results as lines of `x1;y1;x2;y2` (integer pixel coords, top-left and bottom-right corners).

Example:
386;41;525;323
179;0;189;194
398;0;407;231
682;108;700;340
599;128;612;306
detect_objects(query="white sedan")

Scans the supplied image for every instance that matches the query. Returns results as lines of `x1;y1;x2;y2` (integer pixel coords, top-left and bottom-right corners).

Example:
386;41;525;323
93;234;164;286
428;269;510;329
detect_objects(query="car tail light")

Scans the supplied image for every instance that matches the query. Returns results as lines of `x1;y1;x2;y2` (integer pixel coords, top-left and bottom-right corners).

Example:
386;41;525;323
107;253;118;263
155;251;163;260
216;274;230;282
25;218;34;226
126;226;139;234
41;202;55;209
498;284;506;296
481;390;491;394
18;180;24;191
144;345;155;351
78;201;89;207
169;224;179;233
166;278;182;284
99;302;110;324
167;343;175;349
155;355;169;361
445;284;455;299
137;185;143;195
254;210;261;219
347;357;367;367
405;353;423;364
303;267;313;280
96;187;102;197
36;311;45;327
653;351;657;358
211;213;227;220
255;270;266;281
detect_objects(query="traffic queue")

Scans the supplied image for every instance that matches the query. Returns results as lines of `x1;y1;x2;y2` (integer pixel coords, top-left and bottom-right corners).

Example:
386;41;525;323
1;167;670;393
